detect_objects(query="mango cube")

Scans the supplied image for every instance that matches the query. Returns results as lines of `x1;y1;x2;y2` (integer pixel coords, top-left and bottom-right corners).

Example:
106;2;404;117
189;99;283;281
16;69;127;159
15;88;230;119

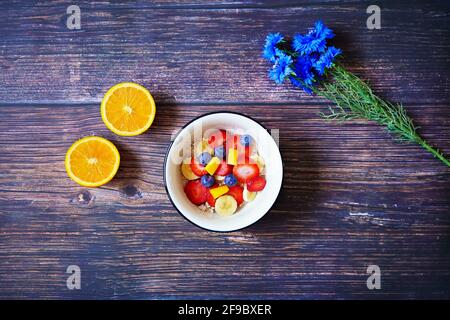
227;148;238;165
205;156;220;175
209;185;229;199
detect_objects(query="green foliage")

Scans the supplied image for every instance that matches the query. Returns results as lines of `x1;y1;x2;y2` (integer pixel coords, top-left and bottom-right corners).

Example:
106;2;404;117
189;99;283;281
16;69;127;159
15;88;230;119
316;64;450;167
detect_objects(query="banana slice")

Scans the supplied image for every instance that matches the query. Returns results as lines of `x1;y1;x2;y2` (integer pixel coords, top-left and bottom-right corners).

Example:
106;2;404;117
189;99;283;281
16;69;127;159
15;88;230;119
243;185;256;202
181;158;199;180
194;139;213;156
250;154;265;173
214;175;225;181
215;195;237;216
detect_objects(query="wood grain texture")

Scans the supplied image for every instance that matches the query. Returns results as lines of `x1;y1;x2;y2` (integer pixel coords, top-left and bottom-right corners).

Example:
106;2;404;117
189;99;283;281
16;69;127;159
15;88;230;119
0;1;449;104
0;104;449;299
0;0;449;299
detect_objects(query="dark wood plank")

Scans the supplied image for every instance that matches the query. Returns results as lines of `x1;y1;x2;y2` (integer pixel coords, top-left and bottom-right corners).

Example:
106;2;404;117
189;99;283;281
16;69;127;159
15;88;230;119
0;0;367;8
0;104;449;299
0;1;449;104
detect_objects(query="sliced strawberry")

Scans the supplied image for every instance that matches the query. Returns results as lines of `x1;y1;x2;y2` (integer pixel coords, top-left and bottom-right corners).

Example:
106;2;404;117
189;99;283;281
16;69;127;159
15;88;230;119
206;192;216;207
227;185;244;205
232;164;260;183
247;176;266;192
207;129;227;148
184;180;208;205
206;184;219;207
215;160;233;176
190;157;207;176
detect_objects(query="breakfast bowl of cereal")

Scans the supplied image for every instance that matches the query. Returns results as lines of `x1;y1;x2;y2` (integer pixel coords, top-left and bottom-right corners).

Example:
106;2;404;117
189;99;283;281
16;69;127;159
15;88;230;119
164;112;283;232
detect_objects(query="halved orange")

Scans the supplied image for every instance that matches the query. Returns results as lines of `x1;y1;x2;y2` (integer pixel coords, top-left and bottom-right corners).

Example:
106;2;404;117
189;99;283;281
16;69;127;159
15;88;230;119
65;136;120;187
101;82;156;136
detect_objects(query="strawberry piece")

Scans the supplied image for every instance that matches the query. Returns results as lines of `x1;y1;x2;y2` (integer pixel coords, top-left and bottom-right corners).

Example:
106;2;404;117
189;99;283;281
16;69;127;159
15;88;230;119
244;145;252;156
232;164;260;183
207;129;227;148
206;192;216;207
228;134;252;164
247;176;266;192
206;183;219;207
190;157;207;176
215;160;233;176
184;180;208;205
227;185;244;205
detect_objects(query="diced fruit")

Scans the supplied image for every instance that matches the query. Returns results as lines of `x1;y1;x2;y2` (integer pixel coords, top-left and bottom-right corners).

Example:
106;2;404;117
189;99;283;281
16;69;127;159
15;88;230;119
247;176;266;192
184;180;208;205
227;148;238;165
181;158;200;180
237;146;253;164
214;175;225;181
227;134;239;149
244;145;252;157
207;192;216;207
209;185;229;199
233;164;260;183
224;174;238;187
206;183;219;207
237;155;250;164
207;129;226;147
243;185;256;202
240;135;252;147
215;161;233;176
227;185;244;205
198;152;212;166
195;139;213;156
181;129;266;214
205;156;221;175
190;157;207;176
215;195;238;216
214;145;226;159
250;154;265;173
201;175;215;188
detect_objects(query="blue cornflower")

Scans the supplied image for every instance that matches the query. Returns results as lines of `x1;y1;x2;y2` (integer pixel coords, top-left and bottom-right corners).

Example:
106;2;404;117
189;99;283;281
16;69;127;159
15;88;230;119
313;46;342;75
292;34;325;56
292;20;334;55
290;55;316;94
263;33;284;62
309;20;334;41
269;52;293;84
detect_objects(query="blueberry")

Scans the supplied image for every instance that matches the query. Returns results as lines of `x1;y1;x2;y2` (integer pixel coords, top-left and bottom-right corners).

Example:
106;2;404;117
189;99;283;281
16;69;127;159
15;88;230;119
224;174;238;187
197;152;212;166
214;146;226;159
240;135;252;147
201;175;215;188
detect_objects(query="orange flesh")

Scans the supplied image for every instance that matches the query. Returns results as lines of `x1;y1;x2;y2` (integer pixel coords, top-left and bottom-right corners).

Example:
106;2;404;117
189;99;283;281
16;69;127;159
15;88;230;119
104;87;152;132
69;139;117;183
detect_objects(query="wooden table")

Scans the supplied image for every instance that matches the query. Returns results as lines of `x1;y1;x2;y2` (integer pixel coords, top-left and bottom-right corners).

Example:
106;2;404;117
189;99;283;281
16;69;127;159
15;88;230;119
0;1;449;299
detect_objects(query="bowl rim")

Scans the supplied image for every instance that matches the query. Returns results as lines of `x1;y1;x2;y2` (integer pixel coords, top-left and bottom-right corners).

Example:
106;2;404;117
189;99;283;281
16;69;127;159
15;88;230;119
163;110;284;232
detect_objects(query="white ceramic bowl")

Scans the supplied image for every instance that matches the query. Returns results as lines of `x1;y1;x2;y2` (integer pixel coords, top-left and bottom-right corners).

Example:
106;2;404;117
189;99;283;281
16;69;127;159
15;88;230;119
164;112;283;232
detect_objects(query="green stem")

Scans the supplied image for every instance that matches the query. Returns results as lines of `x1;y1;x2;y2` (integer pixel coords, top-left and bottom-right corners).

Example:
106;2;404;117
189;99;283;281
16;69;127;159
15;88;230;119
278;47;298;57
286;58;450;167
303;64;450;168
416;138;450;167
284;49;298;57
